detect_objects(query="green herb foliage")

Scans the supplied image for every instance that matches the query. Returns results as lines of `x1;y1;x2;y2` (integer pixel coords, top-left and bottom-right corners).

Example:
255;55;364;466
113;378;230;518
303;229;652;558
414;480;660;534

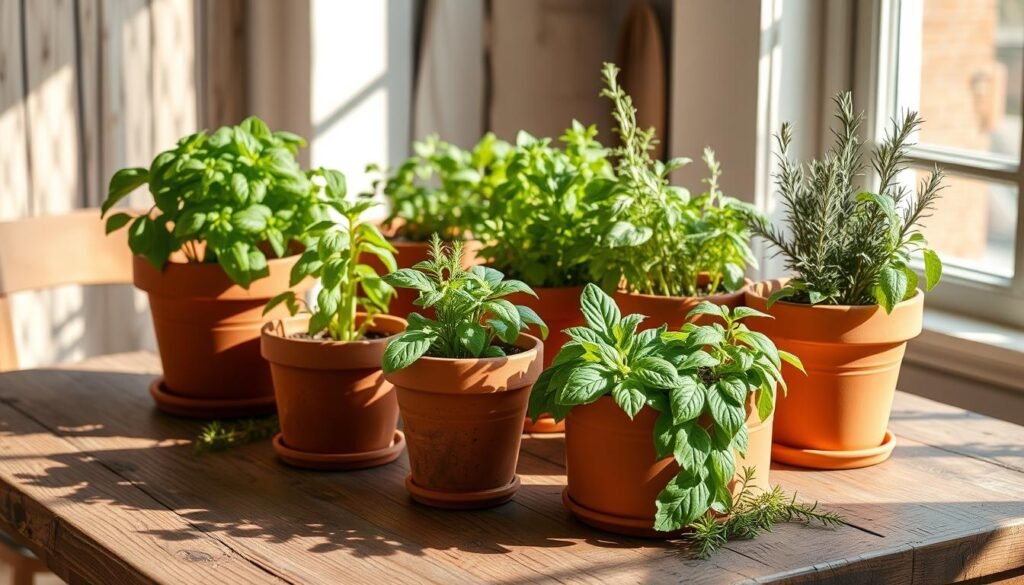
263;169;396;341
381;235;548;372
528;284;803;532
752;92;945;311
686;467;846;559
477;124;615;287
368;133;511;242
590;62;762;297
101;117;331;288
194;416;280;454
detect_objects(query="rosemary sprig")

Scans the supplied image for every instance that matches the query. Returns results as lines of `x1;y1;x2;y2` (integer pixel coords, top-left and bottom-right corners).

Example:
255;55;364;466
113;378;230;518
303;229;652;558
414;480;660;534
685;467;847;559
193;416;280;455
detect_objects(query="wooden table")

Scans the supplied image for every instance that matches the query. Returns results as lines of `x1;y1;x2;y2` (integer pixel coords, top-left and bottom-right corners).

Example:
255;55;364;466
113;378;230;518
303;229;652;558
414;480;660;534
0;353;1022;584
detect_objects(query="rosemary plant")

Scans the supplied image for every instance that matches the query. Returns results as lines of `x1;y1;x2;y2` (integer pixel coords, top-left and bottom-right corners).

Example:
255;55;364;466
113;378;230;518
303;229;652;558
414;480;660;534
752;92;945;311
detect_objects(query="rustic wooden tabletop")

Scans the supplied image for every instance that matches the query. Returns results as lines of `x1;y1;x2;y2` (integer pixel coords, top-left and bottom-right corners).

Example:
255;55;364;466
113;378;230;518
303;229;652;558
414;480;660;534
0;352;1021;584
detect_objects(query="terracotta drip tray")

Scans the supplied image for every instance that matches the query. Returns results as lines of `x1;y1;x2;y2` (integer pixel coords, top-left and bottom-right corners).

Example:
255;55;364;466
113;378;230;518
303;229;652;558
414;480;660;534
405;474;520;510
561;488;681;539
523;415;565;434
149;377;277;419
771;430;897;470
273;431;405;471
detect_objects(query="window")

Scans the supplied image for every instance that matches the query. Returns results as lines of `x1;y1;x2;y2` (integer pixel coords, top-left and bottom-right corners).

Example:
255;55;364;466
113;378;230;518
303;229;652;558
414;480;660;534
864;0;1024;326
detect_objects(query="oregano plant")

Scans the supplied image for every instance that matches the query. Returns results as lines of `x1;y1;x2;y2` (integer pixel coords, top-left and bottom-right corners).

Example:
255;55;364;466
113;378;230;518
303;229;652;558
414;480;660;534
263;169;397;341
100;117;331;288
366;133;511;242
476;123;615;287
589;62;763;297
381;235;549;372
528;285;804;533
752;92;945;311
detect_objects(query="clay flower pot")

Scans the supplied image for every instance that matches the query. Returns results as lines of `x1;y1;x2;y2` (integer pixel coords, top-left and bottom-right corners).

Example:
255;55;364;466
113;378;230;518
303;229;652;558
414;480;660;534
133;254;311;418
261;314;408;470
563;396;772;537
363;238;483;319
513;286;586;433
384;334;543;509
613;275;749;331
744;279;924;469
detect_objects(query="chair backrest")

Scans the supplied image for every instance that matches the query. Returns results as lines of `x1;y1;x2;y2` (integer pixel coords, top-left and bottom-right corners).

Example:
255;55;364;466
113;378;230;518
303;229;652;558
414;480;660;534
0;209;135;371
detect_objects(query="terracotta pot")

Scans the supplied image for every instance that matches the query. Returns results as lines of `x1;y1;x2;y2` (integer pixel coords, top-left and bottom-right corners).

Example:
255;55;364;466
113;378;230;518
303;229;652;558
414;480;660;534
614;275;749;331
744;279;923;467
363;238;483;320
133;254;312;418
512;286;586;433
384;334;543;509
563;395;772;537
260;314;408;470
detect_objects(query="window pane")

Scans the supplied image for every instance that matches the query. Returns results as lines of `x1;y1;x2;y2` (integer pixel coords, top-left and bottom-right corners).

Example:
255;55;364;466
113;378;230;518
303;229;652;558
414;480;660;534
905;169;1018;277
897;0;1024;159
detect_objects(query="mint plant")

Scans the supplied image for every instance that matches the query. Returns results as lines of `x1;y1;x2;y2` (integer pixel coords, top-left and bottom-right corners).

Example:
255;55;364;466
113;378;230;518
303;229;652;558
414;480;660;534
476;124;615;287
263;169;396;341
100;117;332;288
528;285;803;533
589;63;762;297
381;235;548;372
367;133;511;242
752;92;945;311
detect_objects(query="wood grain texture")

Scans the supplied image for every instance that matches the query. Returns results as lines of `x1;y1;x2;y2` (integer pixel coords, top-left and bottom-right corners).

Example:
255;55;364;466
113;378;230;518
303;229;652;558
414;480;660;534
0;353;1022;584
0;0;31;221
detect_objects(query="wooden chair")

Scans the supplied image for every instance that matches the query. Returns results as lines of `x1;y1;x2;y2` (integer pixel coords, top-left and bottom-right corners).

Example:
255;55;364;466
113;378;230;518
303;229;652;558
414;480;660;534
0;209;134;372
0;209;135;584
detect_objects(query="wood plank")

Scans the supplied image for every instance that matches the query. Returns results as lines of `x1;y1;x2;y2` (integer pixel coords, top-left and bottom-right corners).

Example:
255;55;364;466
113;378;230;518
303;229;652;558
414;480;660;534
201;0;247;128
100;0;152;208
23;0;81;214
3;355;760;584
151;0;197;147
76;0;102;207
0;400;284;583
0;0;31;220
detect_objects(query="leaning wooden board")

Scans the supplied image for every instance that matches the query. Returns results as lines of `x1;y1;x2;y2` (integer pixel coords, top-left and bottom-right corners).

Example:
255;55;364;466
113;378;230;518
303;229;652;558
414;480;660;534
0;353;1021;584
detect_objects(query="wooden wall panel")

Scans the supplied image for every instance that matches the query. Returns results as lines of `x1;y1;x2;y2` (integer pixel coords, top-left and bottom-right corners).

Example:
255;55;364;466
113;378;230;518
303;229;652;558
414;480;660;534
77;0;102;207
0;0;31;220
101;0;152;208
23;0;82;214
152;0;197;148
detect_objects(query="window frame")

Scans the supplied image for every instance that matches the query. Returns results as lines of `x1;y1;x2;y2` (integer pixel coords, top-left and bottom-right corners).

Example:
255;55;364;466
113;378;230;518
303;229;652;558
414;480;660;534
857;0;1024;328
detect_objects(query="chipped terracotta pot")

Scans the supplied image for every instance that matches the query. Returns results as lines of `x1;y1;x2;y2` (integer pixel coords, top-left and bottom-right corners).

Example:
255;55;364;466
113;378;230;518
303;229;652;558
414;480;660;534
261;314;407;470
563;395;772;537
744;279;923;469
384;334;543;509
134;254;312;418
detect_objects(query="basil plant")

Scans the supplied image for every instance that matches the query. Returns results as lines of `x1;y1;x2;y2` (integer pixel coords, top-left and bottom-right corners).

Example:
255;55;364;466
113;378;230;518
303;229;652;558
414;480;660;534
528;284;803;532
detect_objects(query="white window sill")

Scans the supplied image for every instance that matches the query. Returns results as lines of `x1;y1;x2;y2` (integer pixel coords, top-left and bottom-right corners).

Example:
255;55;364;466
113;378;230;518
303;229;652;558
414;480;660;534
905;309;1024;393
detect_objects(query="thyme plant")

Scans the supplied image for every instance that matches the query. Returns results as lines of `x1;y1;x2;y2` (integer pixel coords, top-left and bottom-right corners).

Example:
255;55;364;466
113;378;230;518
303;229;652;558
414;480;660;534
752;92;945;311
477;123;615;287
589;62;762;297
367;133;511;242
381;236;548;372
263;170;396;341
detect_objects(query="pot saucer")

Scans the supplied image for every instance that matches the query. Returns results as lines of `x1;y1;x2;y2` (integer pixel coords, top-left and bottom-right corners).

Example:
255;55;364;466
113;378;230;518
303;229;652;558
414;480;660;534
562;488;680;538
273;431;405;471
405;474;520;510
771;430;897;470
523;416;565;434
149;377;277;419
